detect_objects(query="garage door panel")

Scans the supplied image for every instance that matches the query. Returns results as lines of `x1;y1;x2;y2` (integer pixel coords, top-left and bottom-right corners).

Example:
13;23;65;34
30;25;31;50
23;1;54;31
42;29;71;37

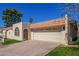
32;32;63;43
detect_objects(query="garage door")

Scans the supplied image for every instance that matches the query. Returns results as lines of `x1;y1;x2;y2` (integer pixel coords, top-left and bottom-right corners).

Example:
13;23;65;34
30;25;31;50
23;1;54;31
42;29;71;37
31;32;65;43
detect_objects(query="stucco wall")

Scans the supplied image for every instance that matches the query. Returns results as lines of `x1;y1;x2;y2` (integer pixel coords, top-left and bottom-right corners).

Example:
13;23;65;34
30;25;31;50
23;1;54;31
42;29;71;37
13;22;23;41
12;22;30;41
1;22;30;41
6;29;13;39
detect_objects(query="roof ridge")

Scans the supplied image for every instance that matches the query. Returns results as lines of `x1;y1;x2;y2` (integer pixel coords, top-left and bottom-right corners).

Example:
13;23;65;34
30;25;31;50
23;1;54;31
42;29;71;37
31;17;65;25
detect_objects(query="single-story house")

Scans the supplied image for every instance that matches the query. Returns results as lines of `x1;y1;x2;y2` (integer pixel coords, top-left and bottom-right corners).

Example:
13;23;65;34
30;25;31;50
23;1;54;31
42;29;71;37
0;14;78;45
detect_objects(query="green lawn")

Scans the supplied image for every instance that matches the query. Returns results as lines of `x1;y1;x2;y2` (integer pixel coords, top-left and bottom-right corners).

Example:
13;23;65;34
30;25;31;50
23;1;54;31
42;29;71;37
47;47;79;56
47;37;79;56
2;38;21;45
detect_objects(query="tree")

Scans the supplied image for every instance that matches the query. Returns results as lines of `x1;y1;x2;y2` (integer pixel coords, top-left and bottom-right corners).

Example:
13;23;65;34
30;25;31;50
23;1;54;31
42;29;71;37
61;4;78;40
60;4;79;20
2;8;23;27
28;18;33;24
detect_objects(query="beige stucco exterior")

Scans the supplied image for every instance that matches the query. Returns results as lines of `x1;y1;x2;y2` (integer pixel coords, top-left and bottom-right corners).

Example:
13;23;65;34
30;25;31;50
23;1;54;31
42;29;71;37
1;22;30;41
12;22;31;41
6;29;13;39
31;14;77;45
0;14;77;45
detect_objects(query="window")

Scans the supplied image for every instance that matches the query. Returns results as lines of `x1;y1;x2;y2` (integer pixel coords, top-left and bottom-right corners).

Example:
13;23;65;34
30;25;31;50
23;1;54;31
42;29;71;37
15;27;19;36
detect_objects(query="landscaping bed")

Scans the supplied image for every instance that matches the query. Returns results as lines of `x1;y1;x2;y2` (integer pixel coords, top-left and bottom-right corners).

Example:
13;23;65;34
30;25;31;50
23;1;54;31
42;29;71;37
2;38;21;45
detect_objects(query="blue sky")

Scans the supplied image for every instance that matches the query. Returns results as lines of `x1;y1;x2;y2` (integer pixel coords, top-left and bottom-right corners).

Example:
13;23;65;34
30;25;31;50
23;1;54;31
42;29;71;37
0;3;79;27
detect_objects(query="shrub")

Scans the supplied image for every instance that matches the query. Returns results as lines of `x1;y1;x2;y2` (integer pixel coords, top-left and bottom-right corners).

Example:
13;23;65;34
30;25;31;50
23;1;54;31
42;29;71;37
72;37;77;41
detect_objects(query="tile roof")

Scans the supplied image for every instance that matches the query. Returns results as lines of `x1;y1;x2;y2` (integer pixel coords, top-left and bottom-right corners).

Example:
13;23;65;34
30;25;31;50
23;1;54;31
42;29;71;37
30;18;65;29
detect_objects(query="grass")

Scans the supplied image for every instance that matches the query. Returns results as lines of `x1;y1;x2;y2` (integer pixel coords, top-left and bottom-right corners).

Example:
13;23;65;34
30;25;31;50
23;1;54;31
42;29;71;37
2;38;21;45
47;47;79;56
47;36;79;56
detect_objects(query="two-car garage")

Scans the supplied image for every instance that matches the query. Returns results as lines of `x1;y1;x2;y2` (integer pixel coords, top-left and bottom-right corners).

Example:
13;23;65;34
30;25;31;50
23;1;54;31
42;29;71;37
30;17;68;45
31;31;66;44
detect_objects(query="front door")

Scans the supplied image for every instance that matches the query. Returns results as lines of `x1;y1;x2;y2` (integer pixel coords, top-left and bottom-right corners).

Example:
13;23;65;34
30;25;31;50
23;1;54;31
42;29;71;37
23;29;28;40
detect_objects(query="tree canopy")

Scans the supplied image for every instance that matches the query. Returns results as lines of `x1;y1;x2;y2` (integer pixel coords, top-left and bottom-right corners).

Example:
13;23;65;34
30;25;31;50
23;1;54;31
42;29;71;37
2;8;23;27
28;18;33;24
60;4;79;20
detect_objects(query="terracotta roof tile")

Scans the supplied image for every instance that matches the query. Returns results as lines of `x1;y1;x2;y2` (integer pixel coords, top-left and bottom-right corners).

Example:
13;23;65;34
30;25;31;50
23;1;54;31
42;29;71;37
30;18;65;29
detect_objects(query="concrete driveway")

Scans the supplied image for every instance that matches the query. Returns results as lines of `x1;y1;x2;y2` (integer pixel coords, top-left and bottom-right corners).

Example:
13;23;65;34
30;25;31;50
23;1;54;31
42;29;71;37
0;40;59;56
